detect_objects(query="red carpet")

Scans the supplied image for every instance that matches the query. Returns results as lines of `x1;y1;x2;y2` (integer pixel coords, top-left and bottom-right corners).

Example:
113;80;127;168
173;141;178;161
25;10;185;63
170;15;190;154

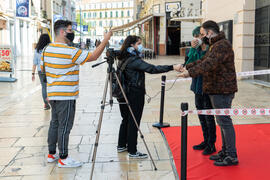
162;124;270;180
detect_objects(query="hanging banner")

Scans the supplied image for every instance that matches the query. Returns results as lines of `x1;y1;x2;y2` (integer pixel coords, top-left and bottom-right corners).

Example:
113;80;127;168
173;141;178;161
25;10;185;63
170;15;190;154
16;0;29;17
0;46;13;73
83;25;88;32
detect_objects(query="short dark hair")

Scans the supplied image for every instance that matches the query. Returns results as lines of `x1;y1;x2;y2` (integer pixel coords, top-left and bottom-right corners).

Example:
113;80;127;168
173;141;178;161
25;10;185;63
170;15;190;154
202;20;220;34
54;20;72;35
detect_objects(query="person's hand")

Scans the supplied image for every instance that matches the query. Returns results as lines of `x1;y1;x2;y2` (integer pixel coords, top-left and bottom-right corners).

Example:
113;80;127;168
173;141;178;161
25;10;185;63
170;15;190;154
191;39;199;48
173;64;184;72
32;74;35;81
177;69;190;78
104;31;113;41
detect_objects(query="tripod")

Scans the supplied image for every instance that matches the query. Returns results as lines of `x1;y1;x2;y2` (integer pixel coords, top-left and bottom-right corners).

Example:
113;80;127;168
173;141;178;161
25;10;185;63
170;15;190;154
90;53;157;180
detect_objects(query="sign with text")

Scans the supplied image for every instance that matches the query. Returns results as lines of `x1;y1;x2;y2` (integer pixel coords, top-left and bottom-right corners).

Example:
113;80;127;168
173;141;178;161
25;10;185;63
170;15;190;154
16;0;29;17
0;47;13;72
165;2;181;12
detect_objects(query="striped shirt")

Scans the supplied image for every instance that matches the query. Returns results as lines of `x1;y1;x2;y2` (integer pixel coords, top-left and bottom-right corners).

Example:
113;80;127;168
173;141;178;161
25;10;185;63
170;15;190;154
41;43;91;100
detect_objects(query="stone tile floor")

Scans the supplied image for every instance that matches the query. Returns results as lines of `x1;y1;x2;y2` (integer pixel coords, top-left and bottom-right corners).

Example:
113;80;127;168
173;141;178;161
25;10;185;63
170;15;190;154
0;55;269;180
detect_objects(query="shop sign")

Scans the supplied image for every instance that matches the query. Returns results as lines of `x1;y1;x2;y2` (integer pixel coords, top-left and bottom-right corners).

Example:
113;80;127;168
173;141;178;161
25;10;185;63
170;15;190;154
166;2;200;19
0;47;13;72
165;2;181;12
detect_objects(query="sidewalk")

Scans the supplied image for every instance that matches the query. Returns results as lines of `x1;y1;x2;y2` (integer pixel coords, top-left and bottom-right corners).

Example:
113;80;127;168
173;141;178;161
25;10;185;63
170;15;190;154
0;55;270;180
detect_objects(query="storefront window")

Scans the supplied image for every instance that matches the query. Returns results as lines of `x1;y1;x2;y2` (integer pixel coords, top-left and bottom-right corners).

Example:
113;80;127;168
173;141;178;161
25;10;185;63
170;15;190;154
255;4;270;81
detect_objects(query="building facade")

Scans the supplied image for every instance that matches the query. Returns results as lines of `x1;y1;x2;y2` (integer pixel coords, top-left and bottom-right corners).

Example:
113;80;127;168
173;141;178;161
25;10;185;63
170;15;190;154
0;0;76;57
135;0;201;56
201;0;255;74
76;0;134;44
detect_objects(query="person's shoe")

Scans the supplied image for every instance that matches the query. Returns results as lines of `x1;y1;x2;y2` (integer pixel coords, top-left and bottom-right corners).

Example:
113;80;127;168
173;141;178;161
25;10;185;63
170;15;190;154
44;104;50;110
117;146;127;153
47;154;59;163
193;141;207;150
129;151;148;159
209;150;226;161
58;157;83;168
202;145;216;155
214;154;239;166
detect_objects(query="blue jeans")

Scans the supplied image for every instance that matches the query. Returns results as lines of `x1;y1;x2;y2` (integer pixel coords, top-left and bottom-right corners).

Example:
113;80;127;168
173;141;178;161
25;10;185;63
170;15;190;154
209;94;237;157
38;71;48;105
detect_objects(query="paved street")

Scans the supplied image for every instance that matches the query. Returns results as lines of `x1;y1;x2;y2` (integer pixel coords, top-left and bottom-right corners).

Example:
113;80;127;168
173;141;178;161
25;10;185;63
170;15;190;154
0;55;270;180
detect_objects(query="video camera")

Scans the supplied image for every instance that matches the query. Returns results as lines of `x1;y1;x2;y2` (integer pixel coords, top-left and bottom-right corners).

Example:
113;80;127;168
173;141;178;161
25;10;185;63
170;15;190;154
106;48;121;61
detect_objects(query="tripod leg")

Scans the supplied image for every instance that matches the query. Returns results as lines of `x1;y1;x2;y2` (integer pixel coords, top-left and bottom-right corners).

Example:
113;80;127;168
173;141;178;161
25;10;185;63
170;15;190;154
90;73;110;180
114;72;158;170
109;72;113;107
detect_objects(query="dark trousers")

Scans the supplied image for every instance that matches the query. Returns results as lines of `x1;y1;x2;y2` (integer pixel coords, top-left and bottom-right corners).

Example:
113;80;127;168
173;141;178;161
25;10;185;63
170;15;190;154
209;94;237;156
117;88;145;154
195;94;216;145
48;100;76;159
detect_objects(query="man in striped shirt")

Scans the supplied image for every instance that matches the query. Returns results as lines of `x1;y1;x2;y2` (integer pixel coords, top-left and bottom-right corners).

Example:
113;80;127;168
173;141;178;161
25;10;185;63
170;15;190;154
41;20;112;168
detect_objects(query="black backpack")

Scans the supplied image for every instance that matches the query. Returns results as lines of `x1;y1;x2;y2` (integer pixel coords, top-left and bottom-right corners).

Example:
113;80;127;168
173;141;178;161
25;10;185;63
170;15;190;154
112;58;133;99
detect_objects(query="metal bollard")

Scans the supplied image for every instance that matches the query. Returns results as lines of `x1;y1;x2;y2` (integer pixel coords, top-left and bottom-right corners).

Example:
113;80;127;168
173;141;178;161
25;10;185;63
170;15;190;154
152;75;170;128
181;103;188;180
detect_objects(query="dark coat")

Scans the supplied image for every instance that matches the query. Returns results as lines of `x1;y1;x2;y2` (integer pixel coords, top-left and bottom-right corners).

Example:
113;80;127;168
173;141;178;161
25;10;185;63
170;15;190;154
186;32;238;94
123;54;173;93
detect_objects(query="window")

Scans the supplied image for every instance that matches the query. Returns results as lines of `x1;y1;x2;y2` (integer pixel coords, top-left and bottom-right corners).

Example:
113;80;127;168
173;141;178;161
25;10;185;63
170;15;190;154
127;11;130;17
110;20;113;26
110;11;113;17
88;12;91;18
105;12;107;18
116;11;118;17
84;12;86;18
121;11;124;17
100;12;102;18
99;21;103;27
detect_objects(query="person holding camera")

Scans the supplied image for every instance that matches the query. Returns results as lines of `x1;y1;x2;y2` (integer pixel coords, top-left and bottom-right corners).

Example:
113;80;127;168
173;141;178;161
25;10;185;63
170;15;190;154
117;35;182;158
32;34;51;110
41;20;112;168
178;20;238;166
185;26;216;155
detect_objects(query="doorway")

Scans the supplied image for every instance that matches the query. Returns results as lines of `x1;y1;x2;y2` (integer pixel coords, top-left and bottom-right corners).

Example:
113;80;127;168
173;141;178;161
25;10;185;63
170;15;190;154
167;27;180;55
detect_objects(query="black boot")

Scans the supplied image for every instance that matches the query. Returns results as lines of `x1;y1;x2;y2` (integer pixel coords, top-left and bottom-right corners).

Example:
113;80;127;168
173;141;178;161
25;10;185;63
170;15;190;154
202;144;216;155
193;141;207;150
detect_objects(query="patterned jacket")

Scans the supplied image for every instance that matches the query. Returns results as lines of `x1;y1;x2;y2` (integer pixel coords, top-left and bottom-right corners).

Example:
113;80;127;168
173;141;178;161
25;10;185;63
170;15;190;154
186;32;238;94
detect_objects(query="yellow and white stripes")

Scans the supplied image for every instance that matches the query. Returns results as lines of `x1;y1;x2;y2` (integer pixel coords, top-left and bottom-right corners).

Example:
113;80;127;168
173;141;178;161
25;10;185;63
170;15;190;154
41;43;91;100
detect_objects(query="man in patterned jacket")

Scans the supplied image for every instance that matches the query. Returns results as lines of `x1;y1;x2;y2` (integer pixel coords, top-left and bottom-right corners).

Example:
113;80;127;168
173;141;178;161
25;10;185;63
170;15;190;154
178;20;238;166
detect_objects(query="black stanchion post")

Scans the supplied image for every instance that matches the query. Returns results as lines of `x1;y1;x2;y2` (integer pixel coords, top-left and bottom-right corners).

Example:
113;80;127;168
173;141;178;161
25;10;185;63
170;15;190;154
153;75;170;128
181;103;188;180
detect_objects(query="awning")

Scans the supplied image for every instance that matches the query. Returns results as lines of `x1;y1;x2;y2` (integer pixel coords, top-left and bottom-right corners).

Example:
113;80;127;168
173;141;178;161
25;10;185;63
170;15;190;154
0;15;7;29
111;14;153;32
38;21;50;29
170;16;203;22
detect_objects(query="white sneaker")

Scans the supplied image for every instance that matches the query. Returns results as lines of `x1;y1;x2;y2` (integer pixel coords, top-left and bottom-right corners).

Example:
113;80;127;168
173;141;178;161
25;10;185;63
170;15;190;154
47;154;59;163
58;157;83;168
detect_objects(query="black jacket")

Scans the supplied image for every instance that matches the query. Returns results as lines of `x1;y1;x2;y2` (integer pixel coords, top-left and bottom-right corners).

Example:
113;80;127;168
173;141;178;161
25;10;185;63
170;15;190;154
123;54;173;93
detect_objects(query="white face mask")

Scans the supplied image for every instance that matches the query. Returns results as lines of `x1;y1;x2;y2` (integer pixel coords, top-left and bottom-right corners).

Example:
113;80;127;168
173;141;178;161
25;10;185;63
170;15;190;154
195;38;202;48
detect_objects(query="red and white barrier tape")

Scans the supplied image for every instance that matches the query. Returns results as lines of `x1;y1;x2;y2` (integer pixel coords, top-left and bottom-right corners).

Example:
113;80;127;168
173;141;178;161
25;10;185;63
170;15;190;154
167;69;270;83
181;108;270;116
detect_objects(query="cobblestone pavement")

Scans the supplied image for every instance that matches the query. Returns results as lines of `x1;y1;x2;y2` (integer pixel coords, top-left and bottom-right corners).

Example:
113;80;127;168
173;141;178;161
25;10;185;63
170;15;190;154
0;55;269;180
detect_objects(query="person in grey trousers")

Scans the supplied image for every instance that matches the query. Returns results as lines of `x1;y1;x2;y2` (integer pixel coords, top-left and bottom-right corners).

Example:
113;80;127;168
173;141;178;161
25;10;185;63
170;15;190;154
178;20;238;166
32;34;51;110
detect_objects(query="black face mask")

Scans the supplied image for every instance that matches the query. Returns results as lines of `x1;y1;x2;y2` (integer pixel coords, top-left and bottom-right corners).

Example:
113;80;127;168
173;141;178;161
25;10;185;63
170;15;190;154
66;32;75;42
202;36;210;45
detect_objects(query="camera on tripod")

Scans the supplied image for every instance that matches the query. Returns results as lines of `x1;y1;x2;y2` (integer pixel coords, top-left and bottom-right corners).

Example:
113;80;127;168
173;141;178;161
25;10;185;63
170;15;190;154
106;48;120;62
